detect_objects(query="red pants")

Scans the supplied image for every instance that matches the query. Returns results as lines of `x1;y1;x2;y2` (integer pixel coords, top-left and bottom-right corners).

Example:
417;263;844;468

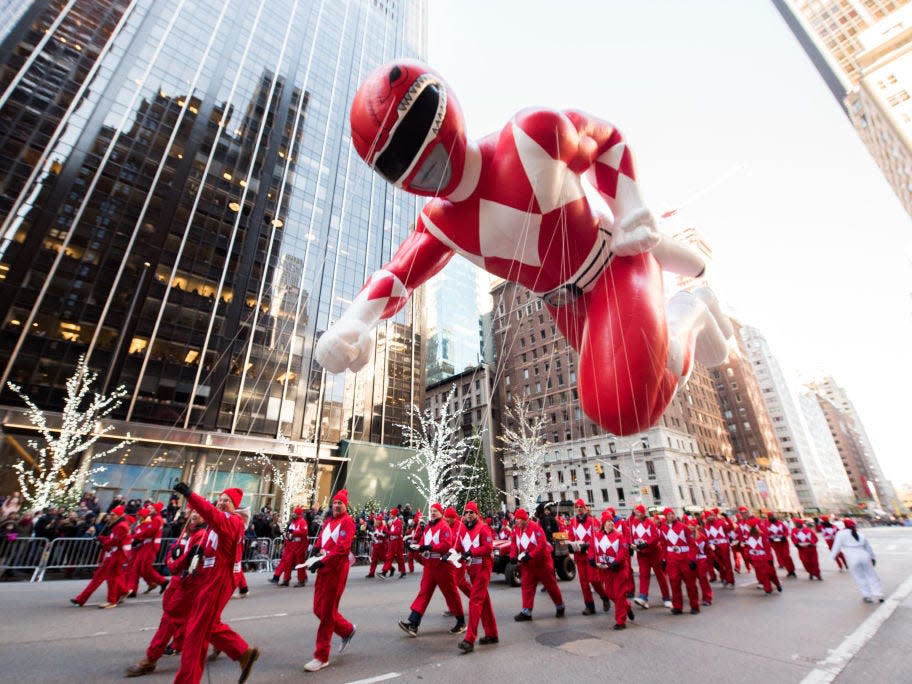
666;558;699;611
550;253;676;435
600;566;630;626
696;557;713;603
709;544;734;585
368;543;387;574
275;541;308;583
574;553;607;604
174;576;248;683
235;570;247;590
752;558;780;593
127;544;165;593
637;551;670;600
464;561;497;643
771;540;795;574
732;545;752;572
519;558;563;612
383;539;405;574
313;560;353;662
796;546;821;578
147;577;196;661
825;540;847;570
74;555;125;605
410;558;464;618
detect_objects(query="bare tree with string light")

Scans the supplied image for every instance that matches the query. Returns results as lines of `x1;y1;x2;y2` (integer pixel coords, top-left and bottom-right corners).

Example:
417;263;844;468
6;355;133;511
393;386;482;509
245;441;318;524
499;395;549;512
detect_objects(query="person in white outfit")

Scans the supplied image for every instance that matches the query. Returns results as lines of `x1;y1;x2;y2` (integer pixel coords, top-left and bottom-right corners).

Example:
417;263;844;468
830;518;883;603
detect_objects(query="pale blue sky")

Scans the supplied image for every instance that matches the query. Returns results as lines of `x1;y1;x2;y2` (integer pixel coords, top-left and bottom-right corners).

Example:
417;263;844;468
427;0;912;486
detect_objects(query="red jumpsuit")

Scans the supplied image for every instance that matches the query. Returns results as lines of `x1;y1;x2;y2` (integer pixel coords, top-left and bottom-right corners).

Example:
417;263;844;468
409;519;465;619
630;515;670;602
614;517;636;596
406;520;421;572
383;517;406;575
367;520;388;577
661;521;699;612
790;526;822;580
765;519;796;575
275;517;310;584
145;525;207;661
510;522;564;613
311;512;356;663
589;529;631;626
449;519;472;597
733;519;753;571
818;523;847;570
73;518;131;605
456;521;498;644
744;532;781;593
174;494;249;684
694;531;713;605
704;519;734;586
567;513;608;609
127;516;166;593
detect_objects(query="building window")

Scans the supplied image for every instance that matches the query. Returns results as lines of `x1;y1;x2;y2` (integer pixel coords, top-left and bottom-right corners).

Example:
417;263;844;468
612;465;622;483
616;487;626;506
557;471;564;484
651;485;661;503
646;461;656;478
600;488;609;501
586;489;594;504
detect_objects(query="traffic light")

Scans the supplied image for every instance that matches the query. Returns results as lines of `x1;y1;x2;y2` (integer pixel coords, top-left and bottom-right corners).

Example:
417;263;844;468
594;463;603;475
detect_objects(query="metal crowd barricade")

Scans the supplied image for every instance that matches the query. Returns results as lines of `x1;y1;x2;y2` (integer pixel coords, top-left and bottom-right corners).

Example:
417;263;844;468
0;537;48;582
270;536;285;571
241;537;273;573
153;538;177;571
36;537;103;582
352;533;371;563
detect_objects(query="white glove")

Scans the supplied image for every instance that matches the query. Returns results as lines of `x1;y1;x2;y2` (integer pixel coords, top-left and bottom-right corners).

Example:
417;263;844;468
611;208;660;257
315;319;373;373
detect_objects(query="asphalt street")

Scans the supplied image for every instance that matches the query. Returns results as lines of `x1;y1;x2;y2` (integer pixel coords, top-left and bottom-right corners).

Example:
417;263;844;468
1;527;910;684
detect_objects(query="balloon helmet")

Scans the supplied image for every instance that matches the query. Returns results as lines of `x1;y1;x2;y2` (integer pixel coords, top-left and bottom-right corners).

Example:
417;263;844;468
350;59;467;197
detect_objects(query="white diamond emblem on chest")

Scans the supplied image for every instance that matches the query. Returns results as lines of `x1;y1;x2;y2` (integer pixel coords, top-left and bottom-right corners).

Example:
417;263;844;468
666;528;684;545
461;532;478;551
633;523;647;539
321;523;339;547
423;528;440;546
518;532;532;549
574;524;589;540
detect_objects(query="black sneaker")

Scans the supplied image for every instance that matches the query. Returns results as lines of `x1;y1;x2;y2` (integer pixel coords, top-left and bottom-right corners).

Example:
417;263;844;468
612;623;626;630
689;608;700;614
582;606;596;616
398;620;418;637
479;636;499;645
787;572;797;578
514;612;532;622
670;608;683;615
627;606;635;621
268;576;279;584
458;640;473;654
400;572;407;579
448;620;467;634
776;584;782;593
127;591;137;599
340;625;356;653
239;586;249;595
555;606;565;618
69;599;82;606
602;598;611;612
279;580;290;587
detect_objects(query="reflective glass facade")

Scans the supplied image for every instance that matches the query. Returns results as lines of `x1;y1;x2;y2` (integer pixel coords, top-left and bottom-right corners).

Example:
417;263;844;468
0;0;428;507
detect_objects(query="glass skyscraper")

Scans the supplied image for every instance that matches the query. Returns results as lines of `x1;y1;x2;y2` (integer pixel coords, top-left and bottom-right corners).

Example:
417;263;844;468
0;0;428;508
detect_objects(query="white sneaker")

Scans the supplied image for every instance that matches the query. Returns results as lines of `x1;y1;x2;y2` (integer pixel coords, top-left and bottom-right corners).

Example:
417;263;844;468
633;597;649;609
304;658;329;672
662;600;673;609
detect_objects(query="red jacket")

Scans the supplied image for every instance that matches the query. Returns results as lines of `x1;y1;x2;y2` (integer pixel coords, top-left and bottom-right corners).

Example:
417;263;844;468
743;532;773;561
509;521;551;562
588;528;628;566
629;516;662;554
456;521;494;568
418;518;454;556
100;519;132;563
165;525;208;576
661;520;696;562
790;526;818;548
285;517;309;544
766;520;789;543
386;517;404;541
187;492;245;586
567;514;600;555
705;519;730;549
313;512;355;572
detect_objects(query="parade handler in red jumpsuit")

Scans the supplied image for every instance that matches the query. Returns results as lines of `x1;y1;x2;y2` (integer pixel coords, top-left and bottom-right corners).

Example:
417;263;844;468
455;501;498;654
124;510;208;677
567;498;611;615
304;489;357;672
790;518;822;581
126;506;167;596
381;508;407;578
71;504;131;608
509;508;565;622
744;517;782;595
630;503;671;608
765;512;797;578
590;510;635;630
366;514;388;578
171;482;259;684
316;59;733;439
661;508;700;615
398;502;466;636
272;507;309;587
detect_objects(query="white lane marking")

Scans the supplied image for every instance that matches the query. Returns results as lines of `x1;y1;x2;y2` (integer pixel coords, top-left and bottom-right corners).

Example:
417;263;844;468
232;612;288;622
92;631;107;636
345;674;401;684
801;572;912;684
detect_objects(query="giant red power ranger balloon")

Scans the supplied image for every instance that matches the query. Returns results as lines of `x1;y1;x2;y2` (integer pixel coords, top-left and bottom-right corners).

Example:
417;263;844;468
315;60;733;436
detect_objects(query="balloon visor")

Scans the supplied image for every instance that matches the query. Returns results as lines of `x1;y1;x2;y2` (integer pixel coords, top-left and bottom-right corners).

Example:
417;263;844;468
374;75;450;191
